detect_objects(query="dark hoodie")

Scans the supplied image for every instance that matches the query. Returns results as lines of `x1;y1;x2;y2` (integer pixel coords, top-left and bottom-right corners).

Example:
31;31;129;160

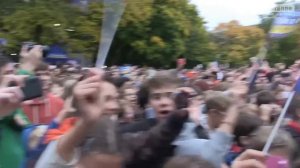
123;110;188;168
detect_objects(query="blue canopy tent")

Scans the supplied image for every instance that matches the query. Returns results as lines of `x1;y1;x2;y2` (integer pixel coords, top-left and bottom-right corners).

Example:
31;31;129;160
44;45;69;65
0;38;7;46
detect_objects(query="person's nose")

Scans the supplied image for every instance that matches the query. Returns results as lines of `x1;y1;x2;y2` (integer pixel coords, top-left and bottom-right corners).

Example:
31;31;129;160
107;101;120;114
131;95;137;100
159;96;173;107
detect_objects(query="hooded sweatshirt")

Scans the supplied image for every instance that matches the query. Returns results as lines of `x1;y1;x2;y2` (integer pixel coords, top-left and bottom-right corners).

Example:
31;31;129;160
22;93;64;124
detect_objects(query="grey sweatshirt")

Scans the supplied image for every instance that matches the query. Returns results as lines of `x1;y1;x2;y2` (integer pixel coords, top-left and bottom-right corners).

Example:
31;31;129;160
174;129;233;168
35;140;80;168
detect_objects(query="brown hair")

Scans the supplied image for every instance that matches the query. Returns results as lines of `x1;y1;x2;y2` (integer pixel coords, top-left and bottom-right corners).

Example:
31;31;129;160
213;82;230;91
205;92;232;112
247;126;296;159
194;80;210;91
164;156;214;168
255;84;269;93
61;79;77;100
234;112;263;146
256;90;276;106
239;104;259;116
34;62;49;72
146;75;180;92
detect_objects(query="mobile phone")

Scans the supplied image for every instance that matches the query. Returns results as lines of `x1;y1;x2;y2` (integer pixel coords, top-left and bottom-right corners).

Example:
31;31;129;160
9;77;43;101
21;77;43;101
266;155;289;168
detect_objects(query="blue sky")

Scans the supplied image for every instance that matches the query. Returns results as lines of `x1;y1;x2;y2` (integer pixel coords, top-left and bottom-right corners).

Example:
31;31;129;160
190;0;277;30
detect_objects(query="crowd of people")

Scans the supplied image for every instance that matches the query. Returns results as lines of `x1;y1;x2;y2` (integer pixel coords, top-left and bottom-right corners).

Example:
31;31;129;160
1;45;300;168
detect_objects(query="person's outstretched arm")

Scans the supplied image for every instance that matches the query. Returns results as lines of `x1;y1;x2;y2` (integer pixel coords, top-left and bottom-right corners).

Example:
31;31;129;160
36;70;105;168
124;110;188;168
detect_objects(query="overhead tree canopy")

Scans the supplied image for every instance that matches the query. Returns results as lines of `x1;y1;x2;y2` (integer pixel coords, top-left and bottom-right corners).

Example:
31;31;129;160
212;21;265;66
0;0;212;67
107;0;213;68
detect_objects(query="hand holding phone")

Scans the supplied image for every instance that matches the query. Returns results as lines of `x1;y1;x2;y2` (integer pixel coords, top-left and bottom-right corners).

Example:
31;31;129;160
20;43;43;59
21;77;43;101
8;76;43;101
1;75;28;88
0;87;24;117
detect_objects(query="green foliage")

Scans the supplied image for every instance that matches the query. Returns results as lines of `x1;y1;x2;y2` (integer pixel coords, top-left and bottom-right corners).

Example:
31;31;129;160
0;0;211;67
107;0;212;67
0;0;87;56
3;0;298;67
258;16;274;33
267;28;300;65
211;21;266;66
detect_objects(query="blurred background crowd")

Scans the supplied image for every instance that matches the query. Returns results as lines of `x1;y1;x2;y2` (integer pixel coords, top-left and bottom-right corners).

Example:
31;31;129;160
2;0;300;168
1;44;300;168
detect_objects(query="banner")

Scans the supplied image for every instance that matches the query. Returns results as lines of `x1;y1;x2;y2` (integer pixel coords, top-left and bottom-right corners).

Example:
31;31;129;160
95;0;126;68
270;11;300;38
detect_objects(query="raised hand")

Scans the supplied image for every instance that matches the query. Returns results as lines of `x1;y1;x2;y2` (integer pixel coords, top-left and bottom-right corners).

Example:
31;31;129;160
0;87;24;117
20;45;43;60
73;69;104;123
232;150;267;168
55;96;77;123
19;45;43;72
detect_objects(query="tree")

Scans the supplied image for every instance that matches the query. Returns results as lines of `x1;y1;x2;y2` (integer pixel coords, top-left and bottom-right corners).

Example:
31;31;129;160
0;0;86;56
212;21;265;66
258;15;274;33
259;0;300;65
0;0;212;67
105;0;212;67
267;26;300;65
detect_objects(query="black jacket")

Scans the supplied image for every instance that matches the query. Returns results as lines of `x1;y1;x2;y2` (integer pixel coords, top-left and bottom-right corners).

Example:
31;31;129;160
122;110;188;168
120;118;157;134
